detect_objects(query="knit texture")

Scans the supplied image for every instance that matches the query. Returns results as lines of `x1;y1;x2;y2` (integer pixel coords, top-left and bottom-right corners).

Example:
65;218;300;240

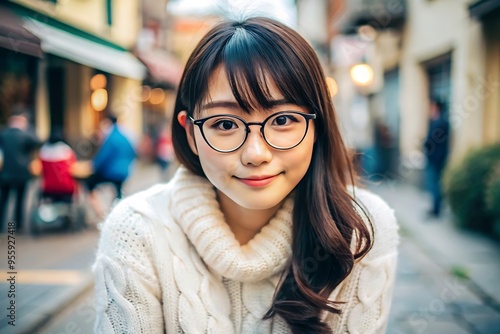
93;166;399;333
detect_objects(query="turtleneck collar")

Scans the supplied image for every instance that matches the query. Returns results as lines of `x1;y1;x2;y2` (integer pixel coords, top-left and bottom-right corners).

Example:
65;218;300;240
169;166;294;282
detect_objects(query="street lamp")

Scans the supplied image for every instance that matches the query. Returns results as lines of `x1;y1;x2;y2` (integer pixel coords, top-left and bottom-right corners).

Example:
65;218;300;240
91;88;108;111
350;63;374;87
150;88;165;105
90;74;107;91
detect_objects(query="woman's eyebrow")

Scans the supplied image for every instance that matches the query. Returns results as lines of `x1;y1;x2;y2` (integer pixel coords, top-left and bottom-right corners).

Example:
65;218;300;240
268;99;293;107
201;98;293;110
201;101;240;110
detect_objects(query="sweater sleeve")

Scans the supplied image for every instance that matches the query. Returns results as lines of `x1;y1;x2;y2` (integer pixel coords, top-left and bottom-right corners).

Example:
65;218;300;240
326;189;399;333
93;200;165;333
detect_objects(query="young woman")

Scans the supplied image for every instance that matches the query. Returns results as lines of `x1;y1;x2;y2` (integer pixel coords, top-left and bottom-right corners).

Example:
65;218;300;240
93;17;399;333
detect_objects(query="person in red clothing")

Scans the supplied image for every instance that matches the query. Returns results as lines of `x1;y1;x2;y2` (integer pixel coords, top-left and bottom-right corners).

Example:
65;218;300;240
39;130;77;203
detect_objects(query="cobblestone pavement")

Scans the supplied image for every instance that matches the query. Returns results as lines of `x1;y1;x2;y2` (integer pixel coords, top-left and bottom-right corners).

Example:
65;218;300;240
371;182;500;334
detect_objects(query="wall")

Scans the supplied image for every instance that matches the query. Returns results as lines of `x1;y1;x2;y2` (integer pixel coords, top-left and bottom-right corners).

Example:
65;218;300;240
64;63;93;154
399;0;485;166
11;0;141;48
35;57;49;140
296;0;327;48
171;16;220;65
110;76;143;138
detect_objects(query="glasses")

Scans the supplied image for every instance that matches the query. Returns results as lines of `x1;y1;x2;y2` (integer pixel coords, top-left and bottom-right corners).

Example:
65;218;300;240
189;111;316;153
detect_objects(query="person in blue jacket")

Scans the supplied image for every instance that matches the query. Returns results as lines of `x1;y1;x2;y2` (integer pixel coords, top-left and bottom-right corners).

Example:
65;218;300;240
87;114;136;219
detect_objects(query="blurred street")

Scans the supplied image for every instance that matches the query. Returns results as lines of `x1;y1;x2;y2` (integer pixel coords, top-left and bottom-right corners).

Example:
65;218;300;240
0;161;166;334
371;182;500;333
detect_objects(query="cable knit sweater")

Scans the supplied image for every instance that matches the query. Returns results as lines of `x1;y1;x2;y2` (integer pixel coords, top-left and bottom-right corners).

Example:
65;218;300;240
93;166;399;333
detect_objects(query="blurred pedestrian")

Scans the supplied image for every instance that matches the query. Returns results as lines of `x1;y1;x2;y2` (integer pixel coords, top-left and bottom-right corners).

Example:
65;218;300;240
155;123;174;179
373;119;393;178
0;112;42;231
136;126;155;162
423;99;450;217
86;113;136;219
39;129;77;202
93;17;399;333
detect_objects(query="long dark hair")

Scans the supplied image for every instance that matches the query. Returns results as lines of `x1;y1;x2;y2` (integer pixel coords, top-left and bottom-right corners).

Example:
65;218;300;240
172;17;373;333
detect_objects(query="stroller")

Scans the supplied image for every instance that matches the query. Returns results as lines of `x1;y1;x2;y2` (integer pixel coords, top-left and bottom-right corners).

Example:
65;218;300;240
30;141;86;235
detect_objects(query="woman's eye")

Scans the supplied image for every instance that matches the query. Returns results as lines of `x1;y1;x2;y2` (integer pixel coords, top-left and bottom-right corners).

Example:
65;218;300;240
272;114;297;126
214;120;238;130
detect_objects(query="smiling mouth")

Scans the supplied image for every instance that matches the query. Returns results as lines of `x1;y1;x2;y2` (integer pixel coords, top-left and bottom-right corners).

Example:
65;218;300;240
236;174;280;187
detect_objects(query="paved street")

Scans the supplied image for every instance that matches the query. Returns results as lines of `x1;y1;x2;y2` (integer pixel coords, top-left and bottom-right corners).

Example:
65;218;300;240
0;228;98;334
372;181;500;334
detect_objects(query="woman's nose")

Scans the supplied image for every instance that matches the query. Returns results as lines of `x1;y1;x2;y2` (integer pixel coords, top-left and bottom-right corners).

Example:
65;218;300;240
240;128;272;166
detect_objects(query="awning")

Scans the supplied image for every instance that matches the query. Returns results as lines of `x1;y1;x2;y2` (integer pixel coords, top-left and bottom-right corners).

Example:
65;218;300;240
137;50;182;87
23;18;147;80
0;7;42;58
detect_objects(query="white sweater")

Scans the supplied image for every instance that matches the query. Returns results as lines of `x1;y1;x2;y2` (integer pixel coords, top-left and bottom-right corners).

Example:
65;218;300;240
93;166;399;333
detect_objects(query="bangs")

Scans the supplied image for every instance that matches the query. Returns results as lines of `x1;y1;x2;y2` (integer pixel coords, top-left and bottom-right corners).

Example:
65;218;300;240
211;25;309;113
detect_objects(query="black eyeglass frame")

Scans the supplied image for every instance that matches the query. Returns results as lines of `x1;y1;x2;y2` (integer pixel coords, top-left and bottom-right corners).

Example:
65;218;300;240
189;111;317;153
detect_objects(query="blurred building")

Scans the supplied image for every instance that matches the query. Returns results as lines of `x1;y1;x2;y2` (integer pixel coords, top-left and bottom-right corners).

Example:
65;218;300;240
135;0;182;160
323;0;500;184
296;0;330;64
170;15;221;65
0;5;42;127
1;0;146;156
469;0;500;147
327;0;405;179
398;0;500;167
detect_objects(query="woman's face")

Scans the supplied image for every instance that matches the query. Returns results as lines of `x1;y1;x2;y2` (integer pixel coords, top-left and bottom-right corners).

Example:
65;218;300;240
182;66;316;211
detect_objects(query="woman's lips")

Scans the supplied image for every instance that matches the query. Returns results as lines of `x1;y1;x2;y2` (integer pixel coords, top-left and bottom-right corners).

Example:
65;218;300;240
237;174;279;187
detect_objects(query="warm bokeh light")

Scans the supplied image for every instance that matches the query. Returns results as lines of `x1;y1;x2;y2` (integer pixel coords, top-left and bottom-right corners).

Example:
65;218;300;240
91;88;108;111
90;74;107;91
350;64;374;86
325;77;338;97
141;85;152;102
149;88;165;104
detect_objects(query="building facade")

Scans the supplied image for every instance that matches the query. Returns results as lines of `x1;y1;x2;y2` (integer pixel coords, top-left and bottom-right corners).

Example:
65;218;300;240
2;0;146;157
325;0;500;184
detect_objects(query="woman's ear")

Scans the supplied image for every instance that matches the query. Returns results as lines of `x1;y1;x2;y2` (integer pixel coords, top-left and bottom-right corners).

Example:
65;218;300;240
177;111;198;155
